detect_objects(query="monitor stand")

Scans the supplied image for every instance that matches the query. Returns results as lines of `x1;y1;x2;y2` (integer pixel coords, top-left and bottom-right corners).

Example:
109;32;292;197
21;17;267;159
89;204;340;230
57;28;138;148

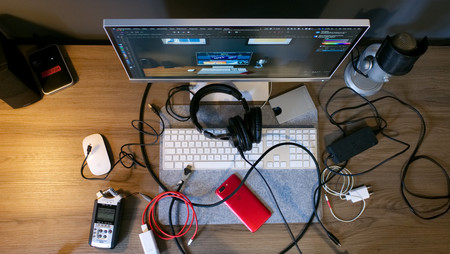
189;81;270;102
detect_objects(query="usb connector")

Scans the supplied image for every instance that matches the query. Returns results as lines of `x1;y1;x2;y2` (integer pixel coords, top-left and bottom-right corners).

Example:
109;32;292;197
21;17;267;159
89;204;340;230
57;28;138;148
139;224;160;254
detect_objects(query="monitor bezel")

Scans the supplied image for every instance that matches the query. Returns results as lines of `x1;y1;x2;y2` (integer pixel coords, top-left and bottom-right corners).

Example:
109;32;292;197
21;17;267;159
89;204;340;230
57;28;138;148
104;19;370;82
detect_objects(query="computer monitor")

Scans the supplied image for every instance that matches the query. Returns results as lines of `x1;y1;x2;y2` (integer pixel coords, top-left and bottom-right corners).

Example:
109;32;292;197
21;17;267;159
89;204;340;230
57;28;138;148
104;19;369;84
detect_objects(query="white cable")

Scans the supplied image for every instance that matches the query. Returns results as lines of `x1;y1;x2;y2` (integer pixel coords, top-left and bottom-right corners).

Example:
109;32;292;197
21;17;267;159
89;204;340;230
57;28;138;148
260;81;273;109
321;165;367;223
321;165;354;200
325;194;366;223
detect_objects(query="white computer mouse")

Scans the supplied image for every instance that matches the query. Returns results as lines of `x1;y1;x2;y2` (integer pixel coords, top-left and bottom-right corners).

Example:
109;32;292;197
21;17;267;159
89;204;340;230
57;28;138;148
82;134;112;175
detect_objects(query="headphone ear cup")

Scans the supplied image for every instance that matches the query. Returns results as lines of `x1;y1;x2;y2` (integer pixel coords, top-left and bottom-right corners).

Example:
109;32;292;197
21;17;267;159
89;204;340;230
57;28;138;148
227;117;241;150
228;116;252;152
245;107;262;144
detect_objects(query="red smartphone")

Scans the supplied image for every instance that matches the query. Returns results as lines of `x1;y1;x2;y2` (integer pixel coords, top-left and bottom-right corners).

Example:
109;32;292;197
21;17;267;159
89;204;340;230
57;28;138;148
215;174;272;232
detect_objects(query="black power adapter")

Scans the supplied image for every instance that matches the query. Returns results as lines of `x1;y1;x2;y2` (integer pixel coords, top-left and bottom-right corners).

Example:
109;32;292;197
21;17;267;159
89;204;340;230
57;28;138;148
326;126;378;163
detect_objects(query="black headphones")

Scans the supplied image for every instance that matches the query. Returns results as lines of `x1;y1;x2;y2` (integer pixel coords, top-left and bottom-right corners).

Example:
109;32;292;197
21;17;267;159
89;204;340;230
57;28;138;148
190;84;262;152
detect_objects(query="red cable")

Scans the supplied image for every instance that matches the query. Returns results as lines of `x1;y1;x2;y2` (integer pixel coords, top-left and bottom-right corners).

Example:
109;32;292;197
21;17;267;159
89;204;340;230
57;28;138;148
142;191;198;243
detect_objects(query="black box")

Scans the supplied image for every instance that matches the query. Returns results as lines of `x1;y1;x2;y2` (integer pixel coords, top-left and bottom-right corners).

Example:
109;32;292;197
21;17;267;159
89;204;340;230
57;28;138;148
0;32;42;108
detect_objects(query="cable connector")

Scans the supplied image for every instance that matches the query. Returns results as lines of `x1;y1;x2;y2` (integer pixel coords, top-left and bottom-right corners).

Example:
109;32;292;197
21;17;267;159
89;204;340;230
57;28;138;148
139;192;152;203
148;103;160;116
327;231;341;247
346;185;372;203
86;144;92;154
177;165;193;186
139;224;160;254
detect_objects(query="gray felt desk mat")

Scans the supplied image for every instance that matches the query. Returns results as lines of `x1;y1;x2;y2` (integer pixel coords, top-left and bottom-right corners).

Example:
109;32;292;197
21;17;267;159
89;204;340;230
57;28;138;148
158;104;320;225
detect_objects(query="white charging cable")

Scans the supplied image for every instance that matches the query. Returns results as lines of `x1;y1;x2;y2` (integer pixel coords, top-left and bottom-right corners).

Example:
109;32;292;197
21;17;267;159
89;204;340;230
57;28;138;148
321;165;371;223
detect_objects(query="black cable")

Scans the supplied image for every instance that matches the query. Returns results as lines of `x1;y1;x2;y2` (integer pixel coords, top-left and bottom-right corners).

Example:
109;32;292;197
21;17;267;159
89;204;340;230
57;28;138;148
165;84;194;122
136;83;192;252
168;183;187;254
380;96;450;220
81;96;165;180
139;83;169;192
81;144;137;180
274;145;341;253
280;166;347;253
322;87;411;177
132;119;164;137
350;48;369;78
323;86;449;219
324;86;382;134
80;145;110;180
401;155;450;220
120;106;165;169
238;149;303;254
374;96;449;219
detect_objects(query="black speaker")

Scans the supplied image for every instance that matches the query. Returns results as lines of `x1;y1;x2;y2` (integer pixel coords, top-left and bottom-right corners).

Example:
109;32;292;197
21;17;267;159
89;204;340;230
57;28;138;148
0;32;42;108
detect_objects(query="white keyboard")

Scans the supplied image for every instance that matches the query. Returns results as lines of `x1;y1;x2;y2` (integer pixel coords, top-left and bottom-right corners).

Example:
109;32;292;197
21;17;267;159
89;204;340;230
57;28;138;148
161;128;317;170
197;67;247;75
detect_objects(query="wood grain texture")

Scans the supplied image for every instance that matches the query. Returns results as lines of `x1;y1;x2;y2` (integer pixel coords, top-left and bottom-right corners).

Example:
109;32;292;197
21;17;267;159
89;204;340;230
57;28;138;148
0;46;449;253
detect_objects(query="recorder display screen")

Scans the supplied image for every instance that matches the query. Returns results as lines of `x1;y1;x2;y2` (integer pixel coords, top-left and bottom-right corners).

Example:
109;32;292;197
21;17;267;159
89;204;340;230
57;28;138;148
96;204;116;223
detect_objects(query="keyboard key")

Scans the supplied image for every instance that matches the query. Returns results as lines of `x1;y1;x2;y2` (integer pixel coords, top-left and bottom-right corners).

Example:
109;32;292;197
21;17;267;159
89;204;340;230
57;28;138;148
290;161;303;168
235;161;246;168
164;162;174;169
166;149;176;154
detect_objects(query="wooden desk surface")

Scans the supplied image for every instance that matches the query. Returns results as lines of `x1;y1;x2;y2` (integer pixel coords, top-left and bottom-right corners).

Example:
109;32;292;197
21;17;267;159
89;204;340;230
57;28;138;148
0;45;449;254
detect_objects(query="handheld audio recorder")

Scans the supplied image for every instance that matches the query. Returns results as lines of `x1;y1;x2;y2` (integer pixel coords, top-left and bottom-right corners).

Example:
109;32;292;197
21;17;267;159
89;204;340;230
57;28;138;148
89;187;122;249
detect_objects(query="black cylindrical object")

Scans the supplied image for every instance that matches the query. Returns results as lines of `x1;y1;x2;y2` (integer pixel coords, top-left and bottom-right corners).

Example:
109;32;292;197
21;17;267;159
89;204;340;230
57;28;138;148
376;33;428;76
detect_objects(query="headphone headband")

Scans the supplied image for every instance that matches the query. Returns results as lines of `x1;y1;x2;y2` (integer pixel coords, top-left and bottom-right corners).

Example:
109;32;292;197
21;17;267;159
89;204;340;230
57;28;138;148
190;84;250;136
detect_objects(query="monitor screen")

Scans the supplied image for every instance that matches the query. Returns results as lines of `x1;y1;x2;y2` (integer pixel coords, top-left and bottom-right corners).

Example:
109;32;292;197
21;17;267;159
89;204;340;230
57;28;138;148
104;19;370;82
